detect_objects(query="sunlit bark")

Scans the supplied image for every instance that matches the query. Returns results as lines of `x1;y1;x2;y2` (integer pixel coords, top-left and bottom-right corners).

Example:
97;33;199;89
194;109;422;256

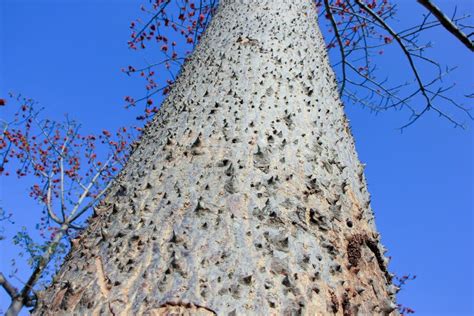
35;1;396;314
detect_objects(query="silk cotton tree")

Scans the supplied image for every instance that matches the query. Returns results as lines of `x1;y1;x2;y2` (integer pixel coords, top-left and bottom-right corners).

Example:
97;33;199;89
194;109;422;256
32;0;471;315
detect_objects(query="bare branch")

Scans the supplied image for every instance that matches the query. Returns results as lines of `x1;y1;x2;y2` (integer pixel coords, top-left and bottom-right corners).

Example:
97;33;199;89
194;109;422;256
354;0;450;129
67;155;114;222
324;0;347;94
132;0;171;43
68;179;113;224
46;174;63;225
417;0;474;51
59;133;71;222
0;273;19;300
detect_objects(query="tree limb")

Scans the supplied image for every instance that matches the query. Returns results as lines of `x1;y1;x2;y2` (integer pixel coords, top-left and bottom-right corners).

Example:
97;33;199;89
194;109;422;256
324;0;347;94
354;0;454;129
0;273;18;300
417;0;473;51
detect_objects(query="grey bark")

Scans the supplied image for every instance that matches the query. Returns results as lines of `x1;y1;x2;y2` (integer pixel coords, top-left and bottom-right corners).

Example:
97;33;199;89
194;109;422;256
34;0;397;315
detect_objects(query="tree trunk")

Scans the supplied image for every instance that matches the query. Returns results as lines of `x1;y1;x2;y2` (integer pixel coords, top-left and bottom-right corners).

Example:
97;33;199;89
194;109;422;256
35;0;397;314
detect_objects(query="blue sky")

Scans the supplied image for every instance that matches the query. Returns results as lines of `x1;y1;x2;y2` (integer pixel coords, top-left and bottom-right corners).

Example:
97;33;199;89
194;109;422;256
1;0;473;315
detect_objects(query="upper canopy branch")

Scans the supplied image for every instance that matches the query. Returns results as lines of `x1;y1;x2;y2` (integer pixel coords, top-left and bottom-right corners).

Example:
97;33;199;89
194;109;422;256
417;0;473;51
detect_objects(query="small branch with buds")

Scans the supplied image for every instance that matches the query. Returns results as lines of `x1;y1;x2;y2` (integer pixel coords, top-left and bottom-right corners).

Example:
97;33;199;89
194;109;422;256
0;95;134;315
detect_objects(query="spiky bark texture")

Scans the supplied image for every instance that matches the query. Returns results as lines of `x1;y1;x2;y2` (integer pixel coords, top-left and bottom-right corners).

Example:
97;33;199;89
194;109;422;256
35;0;397;314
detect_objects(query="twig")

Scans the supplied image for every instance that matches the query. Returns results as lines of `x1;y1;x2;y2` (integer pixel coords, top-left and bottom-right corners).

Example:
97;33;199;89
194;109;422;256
324;0;347;94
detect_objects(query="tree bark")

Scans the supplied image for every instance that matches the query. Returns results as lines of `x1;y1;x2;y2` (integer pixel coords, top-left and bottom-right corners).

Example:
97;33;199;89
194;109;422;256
34;0;397;314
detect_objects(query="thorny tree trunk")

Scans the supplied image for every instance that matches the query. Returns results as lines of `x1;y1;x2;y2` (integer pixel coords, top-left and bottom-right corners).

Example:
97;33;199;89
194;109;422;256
35;0;397;315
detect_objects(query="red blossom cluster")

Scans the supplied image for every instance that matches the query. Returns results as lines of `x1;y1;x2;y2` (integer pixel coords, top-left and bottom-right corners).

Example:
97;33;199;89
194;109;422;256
320;0;394;58
1;94;136;239
122;0;217;121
